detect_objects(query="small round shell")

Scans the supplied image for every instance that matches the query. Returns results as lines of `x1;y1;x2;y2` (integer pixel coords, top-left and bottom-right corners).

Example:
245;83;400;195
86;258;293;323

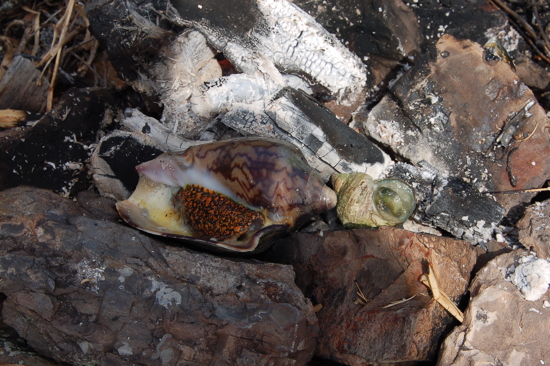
116;138;337;252
331;172;415;228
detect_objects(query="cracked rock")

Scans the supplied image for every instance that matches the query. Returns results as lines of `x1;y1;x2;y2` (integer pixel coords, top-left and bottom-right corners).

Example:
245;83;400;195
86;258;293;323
437;251;550;366
261;227;477;365
0;186;318;366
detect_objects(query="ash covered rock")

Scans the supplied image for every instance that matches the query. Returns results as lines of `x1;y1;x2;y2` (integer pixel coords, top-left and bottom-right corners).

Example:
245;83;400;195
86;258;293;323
0;186;318;365
517;199;550;260
437;250;550;366
506;254;550;301
361;34;550;214
388;162;505;243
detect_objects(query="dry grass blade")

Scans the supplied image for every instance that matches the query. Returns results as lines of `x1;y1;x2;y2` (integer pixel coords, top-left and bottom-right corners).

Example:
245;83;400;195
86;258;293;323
46;0;76;111
354;280;370;306
380;295;416;309
419;264;464;323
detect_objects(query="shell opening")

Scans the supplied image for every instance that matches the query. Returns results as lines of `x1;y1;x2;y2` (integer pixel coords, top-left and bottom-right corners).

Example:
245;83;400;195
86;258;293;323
372;179;415;225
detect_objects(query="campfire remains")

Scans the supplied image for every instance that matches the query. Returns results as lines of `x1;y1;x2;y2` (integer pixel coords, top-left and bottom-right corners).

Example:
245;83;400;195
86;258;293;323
1;0;550;365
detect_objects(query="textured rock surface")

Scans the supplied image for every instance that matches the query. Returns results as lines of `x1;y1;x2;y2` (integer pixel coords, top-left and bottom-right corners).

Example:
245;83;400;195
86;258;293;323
517;199;550;260
437;251;550;366
361;34;550;212
0;187;318;366
261;227;477;365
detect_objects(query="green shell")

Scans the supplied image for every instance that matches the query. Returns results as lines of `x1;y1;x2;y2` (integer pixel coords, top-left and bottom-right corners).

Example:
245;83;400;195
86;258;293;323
331;173;415;228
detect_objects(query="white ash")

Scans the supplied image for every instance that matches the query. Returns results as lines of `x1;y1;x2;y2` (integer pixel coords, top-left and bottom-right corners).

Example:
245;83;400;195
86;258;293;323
484;25;521;53
150;278;182;309
506;254;550;301
72;259;106;294
153;30;222;138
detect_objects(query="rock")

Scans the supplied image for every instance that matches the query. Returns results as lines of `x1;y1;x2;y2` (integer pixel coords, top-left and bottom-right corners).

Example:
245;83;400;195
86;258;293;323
261;227;477;365
388;162;506;243
0;295;64;366
0;187;318;366
361;34;550;213
437;251;550;366
517;199;550;260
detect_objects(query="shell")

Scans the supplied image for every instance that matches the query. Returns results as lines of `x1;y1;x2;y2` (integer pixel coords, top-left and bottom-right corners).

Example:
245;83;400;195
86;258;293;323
331;172;415;228
116;138;337;252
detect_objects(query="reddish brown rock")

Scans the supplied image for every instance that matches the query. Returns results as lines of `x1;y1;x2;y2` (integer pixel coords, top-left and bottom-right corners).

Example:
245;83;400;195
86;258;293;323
362;34;550;212
437;251;550;366
262;227;477;365
517;199;550;260
0;187;318;366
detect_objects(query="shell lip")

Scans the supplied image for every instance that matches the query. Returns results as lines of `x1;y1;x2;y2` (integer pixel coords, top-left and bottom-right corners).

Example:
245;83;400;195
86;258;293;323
116;200;288;253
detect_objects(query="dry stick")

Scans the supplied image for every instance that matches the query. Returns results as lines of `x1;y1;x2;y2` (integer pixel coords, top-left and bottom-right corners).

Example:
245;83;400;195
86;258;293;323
37;24;86;85
492;186;550;194
530;0;550;58
489;0;538;40
69;51;103;84
21;5;42;55
419;265;464;323
506;14;550;64
46;0;76;111
489;0;550;64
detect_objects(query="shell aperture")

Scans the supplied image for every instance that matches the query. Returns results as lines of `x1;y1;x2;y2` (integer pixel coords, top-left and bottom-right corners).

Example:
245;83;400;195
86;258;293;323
116;138;337;252
331;172;415;228
373;179;416;224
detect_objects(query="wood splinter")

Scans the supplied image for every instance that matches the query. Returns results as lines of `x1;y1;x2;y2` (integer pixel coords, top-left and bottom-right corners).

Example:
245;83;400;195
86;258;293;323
419;264;464;323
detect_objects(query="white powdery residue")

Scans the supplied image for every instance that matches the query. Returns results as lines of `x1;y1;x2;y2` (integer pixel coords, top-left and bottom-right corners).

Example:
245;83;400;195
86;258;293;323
117;266;134;283
484;26;521;52
74;259;106;294
151;279;182;309
117;342;133;356
506;255;550;301
373;119;405;147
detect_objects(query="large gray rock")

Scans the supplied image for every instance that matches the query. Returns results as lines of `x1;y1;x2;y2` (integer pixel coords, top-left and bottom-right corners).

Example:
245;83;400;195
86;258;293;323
437;251;550;366
0;187;318;366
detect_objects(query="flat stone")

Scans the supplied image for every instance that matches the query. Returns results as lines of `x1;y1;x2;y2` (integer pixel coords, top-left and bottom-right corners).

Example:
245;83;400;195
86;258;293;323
517;199;550;260
437;251;550;366
0;187;318;366
261;227;477;365
361;34;550;212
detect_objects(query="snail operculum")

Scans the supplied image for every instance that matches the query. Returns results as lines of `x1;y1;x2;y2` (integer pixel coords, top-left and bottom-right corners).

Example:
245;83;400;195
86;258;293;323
116;138;337;252
331;172;415;228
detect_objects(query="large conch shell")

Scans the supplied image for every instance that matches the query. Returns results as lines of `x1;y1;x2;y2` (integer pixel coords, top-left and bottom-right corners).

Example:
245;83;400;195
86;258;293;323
331;172;415;228
116;138;337;253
